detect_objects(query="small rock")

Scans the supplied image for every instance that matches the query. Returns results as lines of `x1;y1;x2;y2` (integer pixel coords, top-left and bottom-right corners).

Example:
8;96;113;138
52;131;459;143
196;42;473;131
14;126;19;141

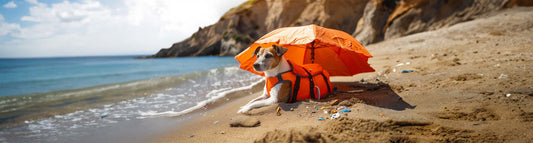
230;116;260;127
220;131;225;134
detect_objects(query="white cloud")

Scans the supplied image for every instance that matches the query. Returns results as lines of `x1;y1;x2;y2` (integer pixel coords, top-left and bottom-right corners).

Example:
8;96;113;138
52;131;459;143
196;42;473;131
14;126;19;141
0;0;248;58
3;1;17;8
124;0;247;34
25;0;39;5
0;14;21;36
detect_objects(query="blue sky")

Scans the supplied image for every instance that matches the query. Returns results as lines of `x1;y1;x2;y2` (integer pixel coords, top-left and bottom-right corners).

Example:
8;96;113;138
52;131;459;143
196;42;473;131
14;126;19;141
0;0;246;58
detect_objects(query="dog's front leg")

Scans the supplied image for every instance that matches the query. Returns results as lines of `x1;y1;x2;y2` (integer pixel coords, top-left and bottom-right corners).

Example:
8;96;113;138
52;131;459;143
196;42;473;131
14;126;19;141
248;86;269;104
238;85;280;113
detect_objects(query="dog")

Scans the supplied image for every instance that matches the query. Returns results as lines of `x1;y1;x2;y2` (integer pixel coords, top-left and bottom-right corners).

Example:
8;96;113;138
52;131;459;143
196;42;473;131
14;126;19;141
238;44;332;113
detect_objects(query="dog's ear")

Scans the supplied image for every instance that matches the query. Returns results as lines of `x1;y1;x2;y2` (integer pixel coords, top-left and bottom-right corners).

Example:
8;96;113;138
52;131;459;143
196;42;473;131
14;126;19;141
252;46;262;58
273;45;288;56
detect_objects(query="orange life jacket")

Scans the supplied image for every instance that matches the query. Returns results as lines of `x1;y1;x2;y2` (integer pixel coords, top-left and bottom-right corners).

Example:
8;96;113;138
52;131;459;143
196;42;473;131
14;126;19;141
266;61;332;103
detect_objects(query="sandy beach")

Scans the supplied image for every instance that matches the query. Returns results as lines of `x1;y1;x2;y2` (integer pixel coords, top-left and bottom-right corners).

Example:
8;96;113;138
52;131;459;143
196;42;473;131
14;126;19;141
155;7;533;142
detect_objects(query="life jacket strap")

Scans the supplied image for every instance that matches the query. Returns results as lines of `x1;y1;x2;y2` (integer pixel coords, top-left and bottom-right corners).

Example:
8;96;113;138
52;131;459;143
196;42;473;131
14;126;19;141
302;68;316;100
289;76;301;103
320;73;331;94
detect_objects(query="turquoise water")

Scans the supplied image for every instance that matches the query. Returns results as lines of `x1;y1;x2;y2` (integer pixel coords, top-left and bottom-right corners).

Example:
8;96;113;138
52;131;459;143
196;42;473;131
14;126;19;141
0;55;264;142
0;56;237;97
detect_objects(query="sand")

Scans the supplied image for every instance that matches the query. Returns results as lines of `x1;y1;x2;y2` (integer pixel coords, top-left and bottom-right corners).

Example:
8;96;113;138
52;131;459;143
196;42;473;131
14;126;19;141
155;7;533;143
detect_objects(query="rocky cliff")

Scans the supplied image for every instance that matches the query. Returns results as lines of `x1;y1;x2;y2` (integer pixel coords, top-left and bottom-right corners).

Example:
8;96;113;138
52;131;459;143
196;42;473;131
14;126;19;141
151;0;532;58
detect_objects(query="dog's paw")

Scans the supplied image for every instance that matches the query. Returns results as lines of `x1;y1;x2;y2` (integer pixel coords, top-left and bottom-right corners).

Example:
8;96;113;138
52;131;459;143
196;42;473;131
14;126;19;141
237;106;251;113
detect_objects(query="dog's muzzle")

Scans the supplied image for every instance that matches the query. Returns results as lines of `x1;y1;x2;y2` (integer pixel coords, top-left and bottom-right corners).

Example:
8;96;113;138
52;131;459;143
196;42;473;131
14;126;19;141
253;63;261;71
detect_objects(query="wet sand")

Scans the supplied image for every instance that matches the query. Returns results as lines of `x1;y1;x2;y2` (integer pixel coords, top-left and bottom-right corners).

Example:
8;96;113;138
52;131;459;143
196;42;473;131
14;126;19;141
155;7;533;142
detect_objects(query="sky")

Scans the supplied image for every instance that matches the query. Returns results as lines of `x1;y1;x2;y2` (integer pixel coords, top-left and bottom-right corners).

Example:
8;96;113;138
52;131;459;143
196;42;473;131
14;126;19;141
0;0;247;58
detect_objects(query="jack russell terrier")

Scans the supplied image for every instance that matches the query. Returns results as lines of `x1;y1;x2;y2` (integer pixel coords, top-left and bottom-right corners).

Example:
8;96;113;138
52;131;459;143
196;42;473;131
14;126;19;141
238;44;332;113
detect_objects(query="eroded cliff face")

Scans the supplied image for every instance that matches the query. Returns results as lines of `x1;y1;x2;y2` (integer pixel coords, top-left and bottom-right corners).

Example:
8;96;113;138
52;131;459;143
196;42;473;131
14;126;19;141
151;0;531;58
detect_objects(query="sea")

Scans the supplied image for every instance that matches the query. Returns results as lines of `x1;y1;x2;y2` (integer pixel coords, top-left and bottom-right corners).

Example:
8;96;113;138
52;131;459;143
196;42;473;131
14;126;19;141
0;55;264;143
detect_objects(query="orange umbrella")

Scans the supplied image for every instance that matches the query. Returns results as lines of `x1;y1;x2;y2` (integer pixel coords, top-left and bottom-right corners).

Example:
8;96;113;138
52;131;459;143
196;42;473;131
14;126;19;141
235;24;374;76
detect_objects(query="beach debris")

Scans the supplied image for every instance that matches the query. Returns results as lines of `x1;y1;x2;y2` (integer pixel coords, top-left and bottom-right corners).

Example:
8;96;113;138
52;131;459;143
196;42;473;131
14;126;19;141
100;114;108;119
339;109;351;113
190;135;195;138
230;116;261;127
329;99;340;106
330;113;341;119
401;70;414;73
316;107;319;110
498;73;508;79
379;113;384;117
395;63;404;67
345;90;364;93
395;62;411;67
336;106;347;110
330;109;338;113
393;68;396;72
312;111;316;113
213;120;219;125
276;106;282;116
290;108;294;111
220;131;225;134
318;118;325;121
506;93;511;97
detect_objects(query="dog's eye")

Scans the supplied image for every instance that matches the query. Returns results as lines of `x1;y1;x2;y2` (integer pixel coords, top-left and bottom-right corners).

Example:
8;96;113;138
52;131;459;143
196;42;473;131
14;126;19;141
265;54;272;58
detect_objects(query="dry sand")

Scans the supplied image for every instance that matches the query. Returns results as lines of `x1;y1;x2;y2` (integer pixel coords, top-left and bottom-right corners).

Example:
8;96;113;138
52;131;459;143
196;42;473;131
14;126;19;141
155;7;533;143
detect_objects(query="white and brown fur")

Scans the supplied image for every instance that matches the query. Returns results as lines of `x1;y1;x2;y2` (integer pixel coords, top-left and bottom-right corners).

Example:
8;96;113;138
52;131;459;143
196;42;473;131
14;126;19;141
238;45;292;113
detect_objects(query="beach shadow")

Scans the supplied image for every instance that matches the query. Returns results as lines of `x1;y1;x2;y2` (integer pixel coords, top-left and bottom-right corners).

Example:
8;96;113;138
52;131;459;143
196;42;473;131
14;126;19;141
321;81;415;111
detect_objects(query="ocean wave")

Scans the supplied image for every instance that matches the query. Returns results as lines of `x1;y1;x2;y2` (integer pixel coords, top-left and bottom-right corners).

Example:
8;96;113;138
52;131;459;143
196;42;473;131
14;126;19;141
139;79;264;118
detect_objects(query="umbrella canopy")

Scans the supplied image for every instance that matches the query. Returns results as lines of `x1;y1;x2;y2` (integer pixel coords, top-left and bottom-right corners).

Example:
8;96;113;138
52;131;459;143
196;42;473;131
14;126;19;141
235;24;375;76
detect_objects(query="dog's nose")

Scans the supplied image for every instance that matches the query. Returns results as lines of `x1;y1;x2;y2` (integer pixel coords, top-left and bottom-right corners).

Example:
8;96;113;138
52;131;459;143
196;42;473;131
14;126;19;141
253;63;260;69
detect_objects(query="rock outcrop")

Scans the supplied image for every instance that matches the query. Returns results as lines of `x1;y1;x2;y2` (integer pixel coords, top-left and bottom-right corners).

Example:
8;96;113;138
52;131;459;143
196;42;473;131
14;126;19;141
151;0;532;58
